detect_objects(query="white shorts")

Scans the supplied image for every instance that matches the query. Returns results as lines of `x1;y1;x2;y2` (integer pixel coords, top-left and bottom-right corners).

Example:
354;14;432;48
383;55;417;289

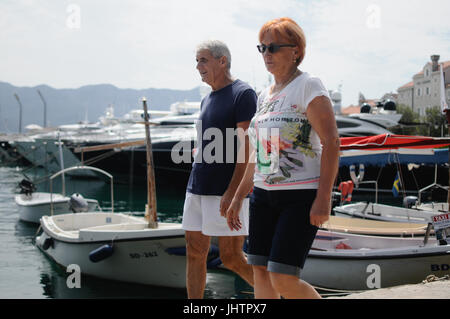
182;192;249;236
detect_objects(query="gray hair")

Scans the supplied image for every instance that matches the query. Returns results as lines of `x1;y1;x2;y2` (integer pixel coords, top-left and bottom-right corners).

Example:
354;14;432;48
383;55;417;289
196;39;231;70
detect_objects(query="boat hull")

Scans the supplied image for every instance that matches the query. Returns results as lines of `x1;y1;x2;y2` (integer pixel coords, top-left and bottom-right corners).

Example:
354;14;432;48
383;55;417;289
303;249;450;291
301;230;450;291
36;229;187;289
36;213;188;288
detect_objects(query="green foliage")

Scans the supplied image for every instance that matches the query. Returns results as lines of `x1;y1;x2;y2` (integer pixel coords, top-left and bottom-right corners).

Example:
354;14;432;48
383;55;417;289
391;104;447;137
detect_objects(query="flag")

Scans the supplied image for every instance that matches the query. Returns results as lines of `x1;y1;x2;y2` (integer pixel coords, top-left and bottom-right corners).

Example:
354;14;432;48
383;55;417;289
392;171;401;197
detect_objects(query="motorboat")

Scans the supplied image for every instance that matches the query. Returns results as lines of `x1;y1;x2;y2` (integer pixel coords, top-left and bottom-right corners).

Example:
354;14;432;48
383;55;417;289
36;212;187;288
15;166;104;223
333;202;438;224
302;229;450;290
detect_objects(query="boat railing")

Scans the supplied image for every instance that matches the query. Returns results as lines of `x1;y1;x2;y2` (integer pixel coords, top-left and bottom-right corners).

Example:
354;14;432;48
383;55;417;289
355;180;379;204
49;165;114;215
418;164;448;205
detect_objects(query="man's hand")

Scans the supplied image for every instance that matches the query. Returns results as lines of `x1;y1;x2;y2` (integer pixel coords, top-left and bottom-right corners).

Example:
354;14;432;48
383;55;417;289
225;198;243;231
220;189;235;217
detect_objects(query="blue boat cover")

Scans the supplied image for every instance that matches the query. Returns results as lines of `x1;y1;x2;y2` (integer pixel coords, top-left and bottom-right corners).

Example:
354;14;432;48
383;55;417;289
339;149;449;167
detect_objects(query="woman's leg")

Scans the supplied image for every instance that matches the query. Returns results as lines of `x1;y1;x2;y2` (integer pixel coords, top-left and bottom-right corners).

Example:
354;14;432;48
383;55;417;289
269;272;321;299
253;265;280;299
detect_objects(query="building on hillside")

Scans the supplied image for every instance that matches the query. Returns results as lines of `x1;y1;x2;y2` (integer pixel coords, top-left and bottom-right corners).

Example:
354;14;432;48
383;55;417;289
397;55;450;116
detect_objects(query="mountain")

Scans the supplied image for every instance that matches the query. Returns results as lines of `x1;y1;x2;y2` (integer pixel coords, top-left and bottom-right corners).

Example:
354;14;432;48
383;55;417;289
0;81;201;133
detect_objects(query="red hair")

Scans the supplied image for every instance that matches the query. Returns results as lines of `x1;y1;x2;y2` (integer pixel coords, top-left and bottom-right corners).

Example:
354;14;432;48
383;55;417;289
259;17;306;66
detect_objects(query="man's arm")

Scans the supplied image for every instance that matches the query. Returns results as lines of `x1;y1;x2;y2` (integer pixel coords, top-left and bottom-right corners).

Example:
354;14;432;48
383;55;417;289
219;120;251;217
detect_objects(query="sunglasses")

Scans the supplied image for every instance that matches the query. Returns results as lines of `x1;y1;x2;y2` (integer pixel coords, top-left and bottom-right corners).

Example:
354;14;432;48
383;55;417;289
256;43;296;54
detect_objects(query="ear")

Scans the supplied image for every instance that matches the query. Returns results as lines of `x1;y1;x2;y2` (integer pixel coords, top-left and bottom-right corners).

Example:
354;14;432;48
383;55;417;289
220;56;228;67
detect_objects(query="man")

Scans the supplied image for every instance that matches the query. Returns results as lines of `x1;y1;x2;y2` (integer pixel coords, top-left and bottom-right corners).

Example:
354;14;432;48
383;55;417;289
182;40;257;299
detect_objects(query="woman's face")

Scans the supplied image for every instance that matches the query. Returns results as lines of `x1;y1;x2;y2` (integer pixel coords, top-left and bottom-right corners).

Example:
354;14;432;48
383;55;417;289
259;32;298;78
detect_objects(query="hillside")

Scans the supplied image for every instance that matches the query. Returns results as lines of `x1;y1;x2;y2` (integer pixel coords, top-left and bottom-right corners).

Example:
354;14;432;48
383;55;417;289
0;81;201;133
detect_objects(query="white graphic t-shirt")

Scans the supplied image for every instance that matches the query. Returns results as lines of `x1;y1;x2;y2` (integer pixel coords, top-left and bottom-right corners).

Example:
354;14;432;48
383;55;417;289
248;72;331;191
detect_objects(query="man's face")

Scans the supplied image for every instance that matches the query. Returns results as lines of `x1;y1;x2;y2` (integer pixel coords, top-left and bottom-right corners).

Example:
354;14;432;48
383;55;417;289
196;49;224;87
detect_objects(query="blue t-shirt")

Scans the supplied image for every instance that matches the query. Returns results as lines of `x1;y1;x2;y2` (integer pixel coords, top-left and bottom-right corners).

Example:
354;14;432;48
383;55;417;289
187;79;257;196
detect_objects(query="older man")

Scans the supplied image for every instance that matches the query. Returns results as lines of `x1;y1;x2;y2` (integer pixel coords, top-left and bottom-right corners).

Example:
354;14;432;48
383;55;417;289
182;40;257;298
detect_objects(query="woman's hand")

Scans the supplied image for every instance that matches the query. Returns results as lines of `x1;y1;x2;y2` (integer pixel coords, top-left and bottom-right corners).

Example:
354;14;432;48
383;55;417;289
309;196;331;227
225;198;244;231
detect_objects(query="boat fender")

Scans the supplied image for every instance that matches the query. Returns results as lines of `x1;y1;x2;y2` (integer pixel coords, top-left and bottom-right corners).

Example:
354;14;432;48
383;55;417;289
346;181;354;202
165;247;186;256
349;164;365;186
42;237;54;250
207;257;222;269
89;244;114;263
338;182;349;203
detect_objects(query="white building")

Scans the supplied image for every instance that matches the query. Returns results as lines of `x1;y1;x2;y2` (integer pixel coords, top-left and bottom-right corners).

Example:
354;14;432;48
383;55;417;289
397;55;450;116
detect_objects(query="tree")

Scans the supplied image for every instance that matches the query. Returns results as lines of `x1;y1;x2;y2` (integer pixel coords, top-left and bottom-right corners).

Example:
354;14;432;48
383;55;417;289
391;105;447;137
391;104;422;135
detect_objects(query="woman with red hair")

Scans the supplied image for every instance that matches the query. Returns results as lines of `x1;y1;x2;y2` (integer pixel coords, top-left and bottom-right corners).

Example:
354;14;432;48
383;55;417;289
226;18;340;299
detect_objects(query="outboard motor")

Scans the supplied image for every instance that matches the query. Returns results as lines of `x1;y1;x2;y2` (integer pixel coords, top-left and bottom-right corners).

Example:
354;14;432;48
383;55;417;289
331;191;341;215
403;196;418;209
18;179;36;195
69;193;89;213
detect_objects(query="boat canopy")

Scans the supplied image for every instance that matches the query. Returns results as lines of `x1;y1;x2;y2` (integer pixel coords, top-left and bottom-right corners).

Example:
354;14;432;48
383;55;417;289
339;134;450;166
339;148;448;166
339;134;450;151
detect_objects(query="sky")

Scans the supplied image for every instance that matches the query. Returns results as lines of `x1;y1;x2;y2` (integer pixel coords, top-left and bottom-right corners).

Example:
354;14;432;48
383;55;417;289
1;0;449;107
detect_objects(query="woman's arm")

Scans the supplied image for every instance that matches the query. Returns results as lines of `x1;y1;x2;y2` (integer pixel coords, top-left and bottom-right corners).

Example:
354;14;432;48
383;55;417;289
306;95;340;227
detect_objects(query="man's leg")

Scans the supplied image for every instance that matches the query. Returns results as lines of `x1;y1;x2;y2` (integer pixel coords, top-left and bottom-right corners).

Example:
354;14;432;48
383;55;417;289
218;236;254;287
186;230;211;299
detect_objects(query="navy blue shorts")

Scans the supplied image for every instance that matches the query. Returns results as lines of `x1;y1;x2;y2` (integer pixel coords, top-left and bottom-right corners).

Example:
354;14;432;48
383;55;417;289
247;187;318;277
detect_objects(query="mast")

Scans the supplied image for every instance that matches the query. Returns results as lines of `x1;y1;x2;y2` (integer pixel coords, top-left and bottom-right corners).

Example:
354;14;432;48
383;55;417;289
13;93;23;133
37;90;47;128
142;97;158;228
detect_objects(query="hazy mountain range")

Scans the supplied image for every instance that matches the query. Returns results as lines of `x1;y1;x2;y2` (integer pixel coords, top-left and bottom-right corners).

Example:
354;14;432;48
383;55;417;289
0;81;201;133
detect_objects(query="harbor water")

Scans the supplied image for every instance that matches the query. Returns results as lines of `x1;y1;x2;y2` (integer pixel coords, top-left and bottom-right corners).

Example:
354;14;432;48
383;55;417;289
0;166;253;299
1;165;445;299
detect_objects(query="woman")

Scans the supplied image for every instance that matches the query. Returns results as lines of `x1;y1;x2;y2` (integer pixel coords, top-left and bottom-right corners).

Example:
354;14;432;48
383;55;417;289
225;17;340;299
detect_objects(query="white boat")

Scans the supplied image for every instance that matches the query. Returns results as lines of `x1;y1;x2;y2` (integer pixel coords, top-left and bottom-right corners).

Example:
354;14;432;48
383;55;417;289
16;192;100;224
15;165;105;223
36;212;187;288
302;229;450;291
35;100;191;289
333;202;438;224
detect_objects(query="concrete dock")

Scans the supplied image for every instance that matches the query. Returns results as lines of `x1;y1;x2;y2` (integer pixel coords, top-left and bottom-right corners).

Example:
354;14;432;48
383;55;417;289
328;276;450;299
